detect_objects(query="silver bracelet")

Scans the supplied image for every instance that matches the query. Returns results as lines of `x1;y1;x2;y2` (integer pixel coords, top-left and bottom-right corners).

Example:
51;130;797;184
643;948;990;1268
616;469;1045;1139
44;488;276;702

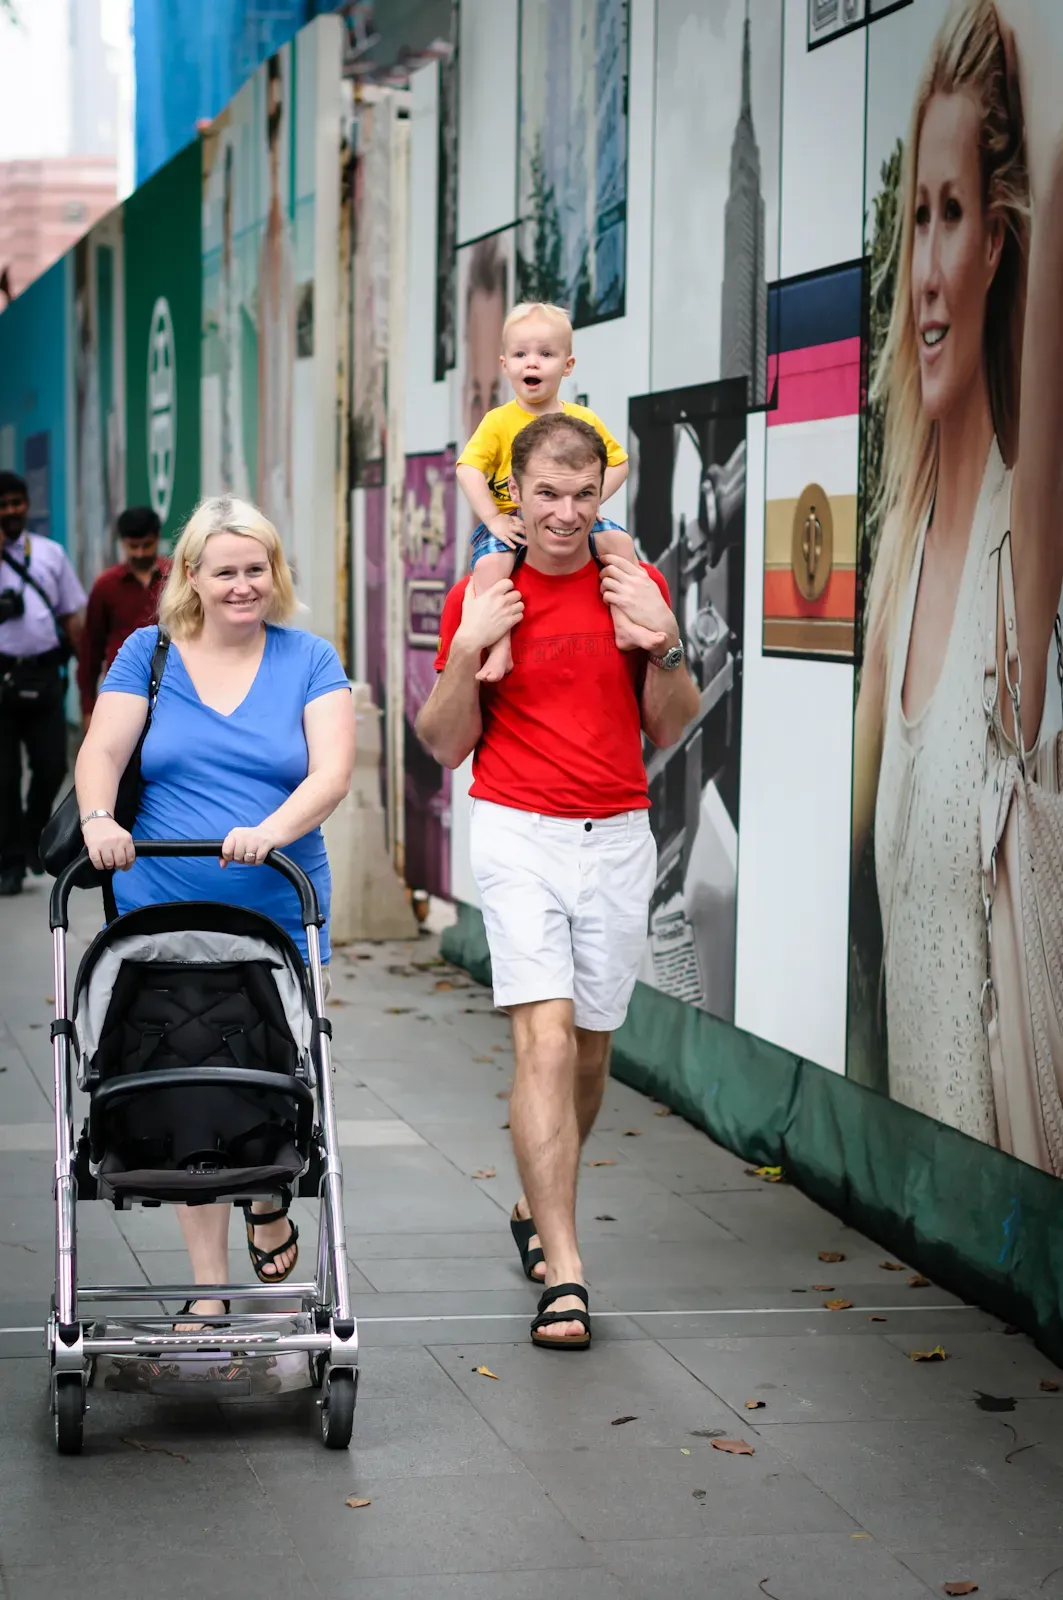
79;809;114;828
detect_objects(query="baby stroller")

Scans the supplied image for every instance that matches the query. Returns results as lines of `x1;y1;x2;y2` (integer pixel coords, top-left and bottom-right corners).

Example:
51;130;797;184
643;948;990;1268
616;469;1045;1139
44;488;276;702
45;840;358;1454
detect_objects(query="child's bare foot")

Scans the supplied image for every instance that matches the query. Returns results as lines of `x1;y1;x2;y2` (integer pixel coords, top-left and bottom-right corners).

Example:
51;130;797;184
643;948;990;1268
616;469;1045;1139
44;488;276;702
611;609;669;654
476;634;513;682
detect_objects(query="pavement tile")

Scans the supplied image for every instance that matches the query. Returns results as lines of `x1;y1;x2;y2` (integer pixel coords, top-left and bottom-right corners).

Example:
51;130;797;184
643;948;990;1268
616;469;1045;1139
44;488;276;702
661;1331;1015;1424
273;1468;601;1581
594;1533;932;1600
762;1416;1063;1545
1;1556;319;1600
429;1338;742;1450
517;1440;859;1541
224;1389;522;1477
893;1541;1063;1599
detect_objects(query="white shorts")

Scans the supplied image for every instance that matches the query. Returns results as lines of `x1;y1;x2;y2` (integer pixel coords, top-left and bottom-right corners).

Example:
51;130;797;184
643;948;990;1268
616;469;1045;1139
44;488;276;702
469;799;657;1032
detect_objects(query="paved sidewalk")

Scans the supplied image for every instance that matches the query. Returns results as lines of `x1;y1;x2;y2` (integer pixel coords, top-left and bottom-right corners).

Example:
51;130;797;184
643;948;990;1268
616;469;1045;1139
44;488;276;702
1;872;1062;1599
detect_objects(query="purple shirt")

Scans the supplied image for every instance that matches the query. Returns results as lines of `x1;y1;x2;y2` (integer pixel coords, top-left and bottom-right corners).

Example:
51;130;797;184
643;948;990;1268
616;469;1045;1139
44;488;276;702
0;533;87;658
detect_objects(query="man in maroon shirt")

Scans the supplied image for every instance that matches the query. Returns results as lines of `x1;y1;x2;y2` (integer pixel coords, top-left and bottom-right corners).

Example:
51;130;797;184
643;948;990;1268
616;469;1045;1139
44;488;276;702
77;506;170;725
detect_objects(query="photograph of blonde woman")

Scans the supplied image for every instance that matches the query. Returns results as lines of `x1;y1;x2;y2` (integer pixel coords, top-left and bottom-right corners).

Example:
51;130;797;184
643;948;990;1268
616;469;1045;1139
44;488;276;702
850;0;1063;1172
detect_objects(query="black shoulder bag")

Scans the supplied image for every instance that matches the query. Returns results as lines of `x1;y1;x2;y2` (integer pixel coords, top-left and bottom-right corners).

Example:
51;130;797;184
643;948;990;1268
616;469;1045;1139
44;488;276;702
39;628;171;877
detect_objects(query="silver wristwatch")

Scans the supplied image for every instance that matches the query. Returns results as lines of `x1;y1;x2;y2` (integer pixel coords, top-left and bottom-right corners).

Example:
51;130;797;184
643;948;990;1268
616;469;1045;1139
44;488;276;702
79;809;114;827
648;643;684;671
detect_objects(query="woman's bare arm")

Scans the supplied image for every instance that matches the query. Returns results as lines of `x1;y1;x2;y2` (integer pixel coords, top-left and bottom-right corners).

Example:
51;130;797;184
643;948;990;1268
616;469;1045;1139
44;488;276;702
851;616;887;877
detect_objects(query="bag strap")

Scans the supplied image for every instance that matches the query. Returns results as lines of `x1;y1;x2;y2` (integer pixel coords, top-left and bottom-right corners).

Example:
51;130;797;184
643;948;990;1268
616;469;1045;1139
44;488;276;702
2;543;69;652
147;626;171;716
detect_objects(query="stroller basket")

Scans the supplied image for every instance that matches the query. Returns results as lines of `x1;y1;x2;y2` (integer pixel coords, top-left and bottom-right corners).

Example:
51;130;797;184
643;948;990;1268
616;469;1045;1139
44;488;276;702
44;841;358;1453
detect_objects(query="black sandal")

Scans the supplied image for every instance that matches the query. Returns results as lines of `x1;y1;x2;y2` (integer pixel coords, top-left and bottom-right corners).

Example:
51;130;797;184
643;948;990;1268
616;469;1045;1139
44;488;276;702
240;1202;300;1284
510;1206;545;1282
530;1282;591;1351
174;1298;230;1332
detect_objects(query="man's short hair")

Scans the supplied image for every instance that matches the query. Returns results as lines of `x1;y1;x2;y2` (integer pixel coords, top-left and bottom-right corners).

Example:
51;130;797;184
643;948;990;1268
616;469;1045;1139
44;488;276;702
511;413;607;488
117;506;161;541
0;470;28;502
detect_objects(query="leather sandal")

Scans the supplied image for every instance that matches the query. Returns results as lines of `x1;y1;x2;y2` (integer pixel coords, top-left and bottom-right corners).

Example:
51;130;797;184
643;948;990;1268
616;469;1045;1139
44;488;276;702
530;1282;591;1351
510;1206;545;1281
174;1298;230;1332
240;1202;300;1284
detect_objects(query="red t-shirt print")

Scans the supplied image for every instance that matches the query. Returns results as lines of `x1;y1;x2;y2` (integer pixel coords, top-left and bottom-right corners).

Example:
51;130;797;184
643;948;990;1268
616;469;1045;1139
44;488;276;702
434;556;672;818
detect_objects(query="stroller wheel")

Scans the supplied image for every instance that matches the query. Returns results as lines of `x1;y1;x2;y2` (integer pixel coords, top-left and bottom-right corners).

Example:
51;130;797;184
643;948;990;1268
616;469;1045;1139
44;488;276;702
319;1367;357;1450
54;1374;85;1456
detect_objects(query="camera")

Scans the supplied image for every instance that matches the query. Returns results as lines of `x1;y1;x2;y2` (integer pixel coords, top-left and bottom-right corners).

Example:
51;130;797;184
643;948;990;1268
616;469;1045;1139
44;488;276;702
0;588;25;625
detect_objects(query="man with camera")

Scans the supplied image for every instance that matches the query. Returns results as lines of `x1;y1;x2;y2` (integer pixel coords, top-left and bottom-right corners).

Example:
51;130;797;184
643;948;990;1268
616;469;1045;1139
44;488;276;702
0;471;86;896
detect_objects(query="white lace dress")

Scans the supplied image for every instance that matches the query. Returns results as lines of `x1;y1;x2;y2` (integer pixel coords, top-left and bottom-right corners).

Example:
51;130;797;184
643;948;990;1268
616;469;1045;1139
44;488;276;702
874;442;1010;1143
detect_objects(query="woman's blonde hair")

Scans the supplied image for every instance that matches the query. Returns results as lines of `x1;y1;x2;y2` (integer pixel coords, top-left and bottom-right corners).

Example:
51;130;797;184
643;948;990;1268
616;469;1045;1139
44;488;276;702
158;495;297;638
868;0;1029;663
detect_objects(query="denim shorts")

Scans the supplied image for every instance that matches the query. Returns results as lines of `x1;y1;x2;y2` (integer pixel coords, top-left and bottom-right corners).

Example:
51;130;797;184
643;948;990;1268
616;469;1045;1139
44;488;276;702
469;515;626;570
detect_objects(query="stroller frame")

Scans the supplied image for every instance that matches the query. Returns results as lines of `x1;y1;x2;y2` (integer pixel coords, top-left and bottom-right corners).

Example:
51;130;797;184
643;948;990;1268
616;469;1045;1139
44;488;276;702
45;841;358;1453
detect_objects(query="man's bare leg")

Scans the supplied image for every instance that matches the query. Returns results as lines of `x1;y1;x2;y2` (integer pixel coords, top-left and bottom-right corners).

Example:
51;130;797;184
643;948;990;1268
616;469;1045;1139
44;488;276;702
510;1011;611;1336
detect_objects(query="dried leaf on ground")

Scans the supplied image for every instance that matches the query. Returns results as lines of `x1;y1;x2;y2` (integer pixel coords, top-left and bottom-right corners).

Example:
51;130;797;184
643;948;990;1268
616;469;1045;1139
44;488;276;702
818;1251;846;1263
680;1447;691;1455
908;1275;931;1288
120;1437;189;1462
1040;1378;1060;1392
812;1284;835;1293
825;1299;853;1311
327;997;350;1007
622;1130;642;1137
611;1415;637;1426
595;1214;616;1221
941;1584;978;1596
869;1315;888;1323
692;1488;707;1499
653;1106;672;1117
471;1168;496;1180
386;1007;413;1015
711;1438;755;1456
492;1044;505;1053
345;1497;372;1509
475;1364;499;1379
500;1122;510;1130
495;1087;511;1097
744;1400;765;1410
587;1159;616;1167
910;1346;949;1362
746;1166;784;1182
879;1261;905;1271
434;980;454;991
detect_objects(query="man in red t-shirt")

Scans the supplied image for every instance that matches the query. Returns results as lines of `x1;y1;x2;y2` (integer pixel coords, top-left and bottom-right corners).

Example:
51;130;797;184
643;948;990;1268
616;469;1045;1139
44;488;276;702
417;414;699;1350
77;506;171;726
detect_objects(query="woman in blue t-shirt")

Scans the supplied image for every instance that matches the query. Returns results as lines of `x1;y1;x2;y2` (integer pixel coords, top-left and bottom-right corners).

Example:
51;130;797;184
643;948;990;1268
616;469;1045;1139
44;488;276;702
74;495;354;1330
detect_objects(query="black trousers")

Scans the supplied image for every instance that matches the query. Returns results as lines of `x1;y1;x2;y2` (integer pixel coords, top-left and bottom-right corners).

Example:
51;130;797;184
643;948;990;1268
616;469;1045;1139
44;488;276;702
0;671;68;873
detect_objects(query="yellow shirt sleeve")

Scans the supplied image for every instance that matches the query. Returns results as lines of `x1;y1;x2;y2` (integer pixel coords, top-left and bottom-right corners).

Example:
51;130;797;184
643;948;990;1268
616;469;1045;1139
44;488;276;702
566;403;628;468
456;411;505;475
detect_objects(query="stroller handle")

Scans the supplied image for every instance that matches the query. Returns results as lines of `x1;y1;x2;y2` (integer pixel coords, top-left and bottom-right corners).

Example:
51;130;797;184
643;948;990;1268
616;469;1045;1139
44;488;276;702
49;841;325;932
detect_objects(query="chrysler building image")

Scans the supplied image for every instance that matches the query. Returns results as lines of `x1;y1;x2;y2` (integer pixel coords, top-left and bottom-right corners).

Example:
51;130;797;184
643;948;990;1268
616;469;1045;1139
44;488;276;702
720;1;767;405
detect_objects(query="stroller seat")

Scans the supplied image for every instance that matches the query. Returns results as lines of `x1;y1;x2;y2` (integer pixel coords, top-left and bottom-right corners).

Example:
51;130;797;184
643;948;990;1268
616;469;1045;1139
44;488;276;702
73;904;318;1207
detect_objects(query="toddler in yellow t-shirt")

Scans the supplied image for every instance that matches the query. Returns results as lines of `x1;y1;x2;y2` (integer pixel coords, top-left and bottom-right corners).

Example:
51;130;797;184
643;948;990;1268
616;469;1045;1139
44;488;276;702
455;301;658;682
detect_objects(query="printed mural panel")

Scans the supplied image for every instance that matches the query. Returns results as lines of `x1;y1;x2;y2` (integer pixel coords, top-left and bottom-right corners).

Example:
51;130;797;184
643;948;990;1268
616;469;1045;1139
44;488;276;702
762;261;863;660
848;0;1063;1176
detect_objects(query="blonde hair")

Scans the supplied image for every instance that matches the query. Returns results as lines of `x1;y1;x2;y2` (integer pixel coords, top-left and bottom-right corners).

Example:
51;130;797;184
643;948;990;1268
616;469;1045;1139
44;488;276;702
502;300;573;350
868;0;1029;664
159;495;297;638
